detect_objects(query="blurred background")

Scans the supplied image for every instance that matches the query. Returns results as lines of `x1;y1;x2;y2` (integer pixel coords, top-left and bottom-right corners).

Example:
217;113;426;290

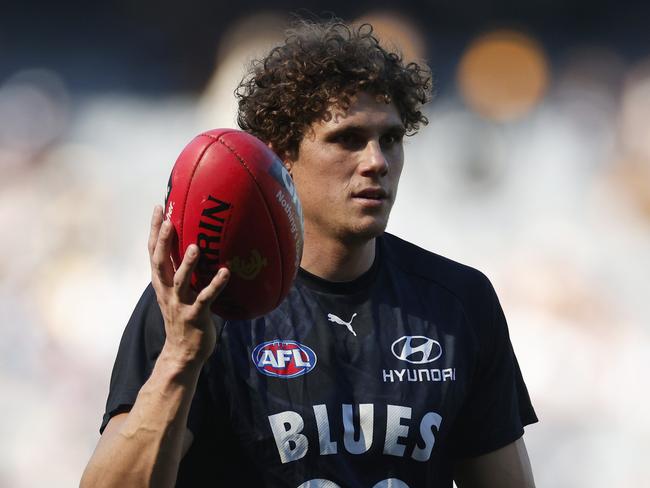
1;1;649;486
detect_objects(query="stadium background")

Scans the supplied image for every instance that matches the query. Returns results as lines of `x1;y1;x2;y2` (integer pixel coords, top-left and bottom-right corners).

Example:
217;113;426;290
1;1;649;486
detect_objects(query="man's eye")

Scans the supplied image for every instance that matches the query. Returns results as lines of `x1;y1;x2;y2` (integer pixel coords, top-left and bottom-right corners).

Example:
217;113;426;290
381;133;403;148
336;133;364;148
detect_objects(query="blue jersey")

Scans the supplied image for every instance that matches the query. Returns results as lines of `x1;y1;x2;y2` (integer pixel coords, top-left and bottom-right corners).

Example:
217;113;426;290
102;233;537;487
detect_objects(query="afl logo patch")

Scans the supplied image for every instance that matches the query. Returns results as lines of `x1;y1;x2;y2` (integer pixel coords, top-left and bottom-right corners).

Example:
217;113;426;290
252;340;317;378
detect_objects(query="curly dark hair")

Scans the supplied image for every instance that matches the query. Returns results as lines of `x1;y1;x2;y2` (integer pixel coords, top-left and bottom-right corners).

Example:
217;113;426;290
236;20;432;159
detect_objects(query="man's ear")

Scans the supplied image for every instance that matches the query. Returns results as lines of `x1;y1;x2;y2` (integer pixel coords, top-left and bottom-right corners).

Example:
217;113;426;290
267;142;294;176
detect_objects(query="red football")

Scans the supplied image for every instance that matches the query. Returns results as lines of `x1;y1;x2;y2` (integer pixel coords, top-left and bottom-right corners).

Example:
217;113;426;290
163;129;304;320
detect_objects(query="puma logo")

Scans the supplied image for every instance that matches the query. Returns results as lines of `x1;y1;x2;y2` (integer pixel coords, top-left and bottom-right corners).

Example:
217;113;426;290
327;313;358;337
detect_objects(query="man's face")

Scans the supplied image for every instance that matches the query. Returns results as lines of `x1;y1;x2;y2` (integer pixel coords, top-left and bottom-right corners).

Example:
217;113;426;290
286;92;405;245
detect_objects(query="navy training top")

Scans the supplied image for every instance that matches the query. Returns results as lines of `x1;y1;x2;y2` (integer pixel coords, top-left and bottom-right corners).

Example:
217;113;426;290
102;232;537;487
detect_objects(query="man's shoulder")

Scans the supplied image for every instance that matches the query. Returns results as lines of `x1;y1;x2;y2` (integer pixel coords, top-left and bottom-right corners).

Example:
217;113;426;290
380;232;493;302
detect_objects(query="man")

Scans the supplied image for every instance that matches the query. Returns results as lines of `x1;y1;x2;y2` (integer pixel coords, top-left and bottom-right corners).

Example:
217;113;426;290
81;20;537;488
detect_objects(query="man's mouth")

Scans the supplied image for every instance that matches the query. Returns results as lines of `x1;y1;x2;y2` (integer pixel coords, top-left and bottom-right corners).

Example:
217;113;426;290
352;188;388;200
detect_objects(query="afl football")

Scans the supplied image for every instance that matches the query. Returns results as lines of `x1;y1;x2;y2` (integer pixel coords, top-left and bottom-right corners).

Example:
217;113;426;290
164;129;304;320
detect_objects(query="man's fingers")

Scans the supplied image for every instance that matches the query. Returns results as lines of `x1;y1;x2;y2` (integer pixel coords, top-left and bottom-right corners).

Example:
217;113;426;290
148;205;164;259
195;268;230;309
173;244;200;300
151;218;176;288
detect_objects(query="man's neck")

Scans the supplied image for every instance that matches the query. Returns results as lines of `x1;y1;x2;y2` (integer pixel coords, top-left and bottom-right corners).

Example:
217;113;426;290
300;230;376;282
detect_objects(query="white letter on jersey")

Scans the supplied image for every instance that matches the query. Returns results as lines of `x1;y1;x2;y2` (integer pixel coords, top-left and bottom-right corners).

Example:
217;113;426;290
313;404;337;455
293;348;310;367
268;411;308;464
297;480;342;488
372;479;410;488
384;405;412;457
411;412;443;462
259;350;280;368
342;403;374;454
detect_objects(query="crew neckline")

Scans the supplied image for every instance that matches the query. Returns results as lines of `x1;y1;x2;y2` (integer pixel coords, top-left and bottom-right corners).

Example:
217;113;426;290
296;239;381;295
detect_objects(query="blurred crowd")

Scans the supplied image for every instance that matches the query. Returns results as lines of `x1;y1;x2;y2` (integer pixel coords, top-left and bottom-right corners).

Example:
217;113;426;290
1;9;649;488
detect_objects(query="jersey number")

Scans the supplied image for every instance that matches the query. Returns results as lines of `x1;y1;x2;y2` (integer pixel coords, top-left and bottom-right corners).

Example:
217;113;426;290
298;479;409;487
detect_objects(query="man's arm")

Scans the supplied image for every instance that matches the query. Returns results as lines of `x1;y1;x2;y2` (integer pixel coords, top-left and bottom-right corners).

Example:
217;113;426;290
80;206;229;488
79;356;199;488
454;437;535;488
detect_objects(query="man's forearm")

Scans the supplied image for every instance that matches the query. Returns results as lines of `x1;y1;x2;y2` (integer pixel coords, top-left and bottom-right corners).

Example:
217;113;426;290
80;347;202;488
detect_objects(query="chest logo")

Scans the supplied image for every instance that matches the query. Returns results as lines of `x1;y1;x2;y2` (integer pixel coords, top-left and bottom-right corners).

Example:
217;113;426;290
391;336;442;364
327;312;358;336
252;340;317;378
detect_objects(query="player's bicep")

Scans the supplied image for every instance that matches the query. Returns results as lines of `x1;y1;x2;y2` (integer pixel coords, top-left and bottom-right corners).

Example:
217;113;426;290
453;437;535;488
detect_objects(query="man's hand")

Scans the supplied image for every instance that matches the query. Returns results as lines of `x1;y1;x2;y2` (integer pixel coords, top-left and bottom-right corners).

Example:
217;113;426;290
81;206;231;488
148;204;230;368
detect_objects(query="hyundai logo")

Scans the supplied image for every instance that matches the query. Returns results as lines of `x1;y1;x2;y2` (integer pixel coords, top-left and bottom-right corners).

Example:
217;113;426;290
391;336;442;364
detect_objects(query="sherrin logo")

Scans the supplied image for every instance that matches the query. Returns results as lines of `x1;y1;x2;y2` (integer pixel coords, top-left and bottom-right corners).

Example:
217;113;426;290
252;340;317;378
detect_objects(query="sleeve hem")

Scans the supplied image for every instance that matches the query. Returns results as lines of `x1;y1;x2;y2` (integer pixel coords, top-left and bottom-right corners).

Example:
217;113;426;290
453;421;536;459
99;389;141;434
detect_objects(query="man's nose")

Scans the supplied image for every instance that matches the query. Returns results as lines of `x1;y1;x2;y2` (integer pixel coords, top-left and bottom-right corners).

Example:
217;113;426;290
360;140;389;176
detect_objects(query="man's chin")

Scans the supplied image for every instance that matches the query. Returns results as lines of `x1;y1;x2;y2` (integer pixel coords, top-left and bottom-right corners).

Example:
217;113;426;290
343;218;389;244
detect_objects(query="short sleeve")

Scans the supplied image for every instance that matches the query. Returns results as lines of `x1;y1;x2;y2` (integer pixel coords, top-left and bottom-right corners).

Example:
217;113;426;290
100;283;165;433
449;279;538;458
